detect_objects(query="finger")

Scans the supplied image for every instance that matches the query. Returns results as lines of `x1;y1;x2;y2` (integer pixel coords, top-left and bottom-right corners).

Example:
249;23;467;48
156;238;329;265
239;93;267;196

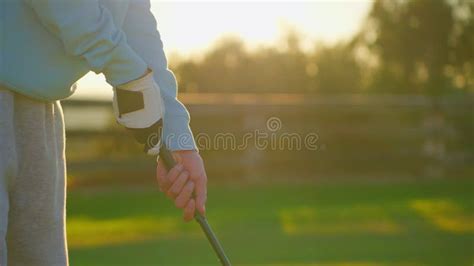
172;152;183;165
195;173;208;216
183;199;196;222
163;163;184;191
175;181;195;209
166;170;189;199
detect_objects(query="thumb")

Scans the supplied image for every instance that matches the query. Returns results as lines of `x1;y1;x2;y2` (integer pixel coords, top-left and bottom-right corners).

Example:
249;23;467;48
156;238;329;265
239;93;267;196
172;151;183;165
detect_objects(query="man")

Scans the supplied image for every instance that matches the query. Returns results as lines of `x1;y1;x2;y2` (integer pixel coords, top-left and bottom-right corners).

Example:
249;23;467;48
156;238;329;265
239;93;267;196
0;0;207;265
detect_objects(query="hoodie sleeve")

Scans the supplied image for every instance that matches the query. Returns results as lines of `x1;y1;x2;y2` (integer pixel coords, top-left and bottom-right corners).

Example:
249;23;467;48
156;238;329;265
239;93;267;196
121;0;197;151
24;0;148;86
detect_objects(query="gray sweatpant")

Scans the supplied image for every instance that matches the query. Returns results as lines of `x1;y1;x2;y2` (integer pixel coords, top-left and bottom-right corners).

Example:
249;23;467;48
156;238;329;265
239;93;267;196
0;88;68;266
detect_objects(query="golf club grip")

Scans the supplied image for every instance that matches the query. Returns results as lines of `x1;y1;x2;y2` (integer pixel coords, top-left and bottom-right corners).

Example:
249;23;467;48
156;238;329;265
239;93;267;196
159;146;232;266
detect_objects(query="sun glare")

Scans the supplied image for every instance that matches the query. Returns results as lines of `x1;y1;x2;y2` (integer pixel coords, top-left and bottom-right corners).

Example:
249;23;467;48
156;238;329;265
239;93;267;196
152;1;372;55
75;0;372;98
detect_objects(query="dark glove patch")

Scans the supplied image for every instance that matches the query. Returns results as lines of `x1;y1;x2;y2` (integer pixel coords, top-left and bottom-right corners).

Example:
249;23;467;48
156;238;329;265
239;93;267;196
116;88;145;117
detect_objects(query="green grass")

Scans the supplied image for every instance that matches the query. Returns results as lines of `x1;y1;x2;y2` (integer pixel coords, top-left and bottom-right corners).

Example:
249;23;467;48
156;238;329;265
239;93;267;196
67;178;474;266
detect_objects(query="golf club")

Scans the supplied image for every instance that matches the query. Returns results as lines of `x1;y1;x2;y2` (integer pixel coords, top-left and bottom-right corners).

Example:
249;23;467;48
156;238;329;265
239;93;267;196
159;146;232;266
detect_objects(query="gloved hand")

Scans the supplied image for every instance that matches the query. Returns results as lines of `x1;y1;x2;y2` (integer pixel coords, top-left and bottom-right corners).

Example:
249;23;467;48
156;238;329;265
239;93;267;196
113;70;206;221
112;69;164;155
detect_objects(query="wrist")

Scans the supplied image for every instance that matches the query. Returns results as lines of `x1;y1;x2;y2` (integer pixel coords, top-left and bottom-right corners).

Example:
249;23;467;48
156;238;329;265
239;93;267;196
163;116;197;152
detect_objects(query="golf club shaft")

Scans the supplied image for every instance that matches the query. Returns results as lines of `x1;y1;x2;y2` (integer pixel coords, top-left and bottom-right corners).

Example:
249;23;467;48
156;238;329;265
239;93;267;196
159;146;232;266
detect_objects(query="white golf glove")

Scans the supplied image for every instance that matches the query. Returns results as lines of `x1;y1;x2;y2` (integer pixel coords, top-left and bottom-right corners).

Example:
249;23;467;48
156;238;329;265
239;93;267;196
112;70;165;155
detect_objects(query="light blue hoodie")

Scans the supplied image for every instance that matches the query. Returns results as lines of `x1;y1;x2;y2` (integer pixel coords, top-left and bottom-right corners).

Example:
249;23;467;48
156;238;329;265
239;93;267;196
0;0;196;151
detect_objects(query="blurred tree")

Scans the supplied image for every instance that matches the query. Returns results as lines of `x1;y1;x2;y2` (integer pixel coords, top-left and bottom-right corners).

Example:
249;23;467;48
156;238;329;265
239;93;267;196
358;0;473;94
172;0;472;95
173;37;249;93
311;43;362;93
172;32;362;94
449;0;474;91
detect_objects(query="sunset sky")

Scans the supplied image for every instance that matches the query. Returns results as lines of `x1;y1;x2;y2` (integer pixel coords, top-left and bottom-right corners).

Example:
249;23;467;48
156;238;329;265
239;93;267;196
75;0;373;99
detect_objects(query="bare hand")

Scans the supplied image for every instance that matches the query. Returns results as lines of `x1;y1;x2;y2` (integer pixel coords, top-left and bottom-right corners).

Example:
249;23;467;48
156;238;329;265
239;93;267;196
156;150;207;222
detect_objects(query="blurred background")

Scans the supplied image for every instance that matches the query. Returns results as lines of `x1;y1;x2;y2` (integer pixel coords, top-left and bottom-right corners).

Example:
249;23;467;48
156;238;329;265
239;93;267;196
65;0;473;265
